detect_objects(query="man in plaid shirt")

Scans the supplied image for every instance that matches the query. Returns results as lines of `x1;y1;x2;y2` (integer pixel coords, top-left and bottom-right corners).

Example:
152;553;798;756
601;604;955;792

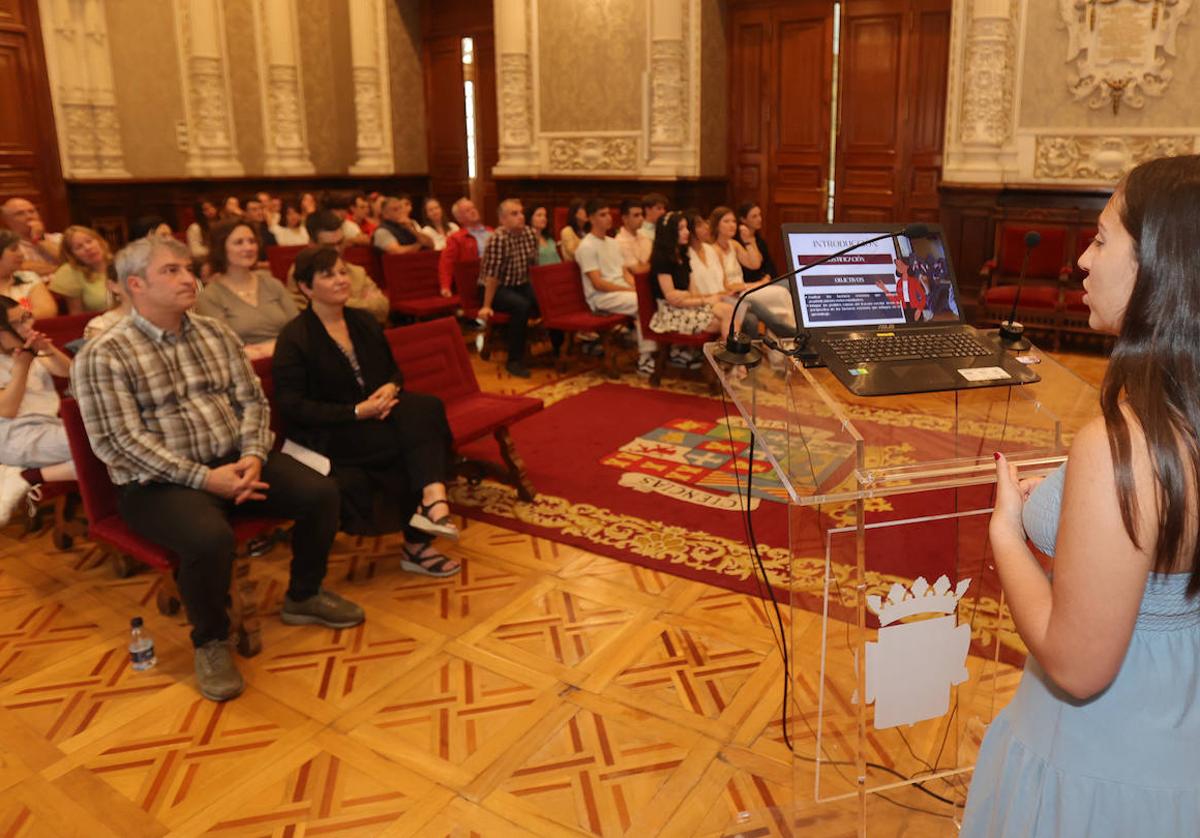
73;236;364;703
477;198;561;377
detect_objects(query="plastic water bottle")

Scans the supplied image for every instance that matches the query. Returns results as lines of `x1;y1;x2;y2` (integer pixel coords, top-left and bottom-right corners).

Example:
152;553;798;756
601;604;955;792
129;617;157;671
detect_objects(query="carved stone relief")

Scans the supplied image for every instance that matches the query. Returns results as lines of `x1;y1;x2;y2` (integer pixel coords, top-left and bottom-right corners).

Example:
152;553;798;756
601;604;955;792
253;0;314;173
547;137;638;172
499;53;533;148
1034;134;1196;180
347;0;394;174
649;39;686;147
959;10;1018;146
174;0;243;176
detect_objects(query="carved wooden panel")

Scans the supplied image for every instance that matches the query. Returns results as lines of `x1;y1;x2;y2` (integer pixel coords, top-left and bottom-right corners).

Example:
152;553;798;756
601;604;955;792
729;8;770;215
0;1;66;226
423;35;470;206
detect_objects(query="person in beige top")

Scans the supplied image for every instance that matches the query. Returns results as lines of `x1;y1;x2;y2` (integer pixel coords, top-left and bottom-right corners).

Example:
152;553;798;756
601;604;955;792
285;210;388;324
558;199;589;262
194;219;298;360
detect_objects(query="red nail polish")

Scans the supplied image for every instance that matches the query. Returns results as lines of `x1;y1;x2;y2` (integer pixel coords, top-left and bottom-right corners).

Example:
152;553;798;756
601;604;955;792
993;452;1000;460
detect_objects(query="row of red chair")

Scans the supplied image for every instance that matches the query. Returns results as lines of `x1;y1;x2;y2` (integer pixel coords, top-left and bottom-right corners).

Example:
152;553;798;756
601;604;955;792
59;316;544;659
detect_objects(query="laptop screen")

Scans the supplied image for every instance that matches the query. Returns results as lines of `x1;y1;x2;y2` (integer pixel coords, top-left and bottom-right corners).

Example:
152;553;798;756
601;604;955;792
780;224;963;330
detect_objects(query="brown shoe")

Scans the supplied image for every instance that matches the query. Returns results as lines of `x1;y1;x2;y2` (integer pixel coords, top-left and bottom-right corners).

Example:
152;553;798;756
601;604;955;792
194;639;244;702
281;589;365;629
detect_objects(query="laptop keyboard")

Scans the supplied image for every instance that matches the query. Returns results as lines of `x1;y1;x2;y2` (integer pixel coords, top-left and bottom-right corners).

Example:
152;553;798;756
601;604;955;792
824;332;992;365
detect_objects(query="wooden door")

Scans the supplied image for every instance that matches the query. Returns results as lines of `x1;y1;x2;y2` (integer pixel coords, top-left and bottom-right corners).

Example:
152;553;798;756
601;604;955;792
834;0;950;222
420;0;497;224
0;0;66;226
729;1;834;270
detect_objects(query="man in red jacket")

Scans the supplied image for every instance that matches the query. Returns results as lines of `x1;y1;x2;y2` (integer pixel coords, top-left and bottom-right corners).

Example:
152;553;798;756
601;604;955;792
438;198;494;297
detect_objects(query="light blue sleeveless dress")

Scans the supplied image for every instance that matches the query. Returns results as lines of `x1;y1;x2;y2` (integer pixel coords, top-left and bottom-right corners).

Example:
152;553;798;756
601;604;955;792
961;464;1200;836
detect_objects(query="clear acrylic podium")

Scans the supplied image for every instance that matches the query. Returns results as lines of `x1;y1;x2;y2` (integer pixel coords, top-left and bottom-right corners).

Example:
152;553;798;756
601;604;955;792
705;340;1099;837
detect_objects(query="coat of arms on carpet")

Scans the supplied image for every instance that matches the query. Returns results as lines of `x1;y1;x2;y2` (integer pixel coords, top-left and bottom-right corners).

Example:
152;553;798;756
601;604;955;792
601;417;856;511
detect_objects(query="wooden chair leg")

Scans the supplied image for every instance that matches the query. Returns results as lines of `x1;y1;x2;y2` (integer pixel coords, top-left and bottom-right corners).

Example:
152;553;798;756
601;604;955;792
155;573;182;616
494;426;536;502
228;555;262;658
51;493;87;550
603;330;620;379
651;343;670;387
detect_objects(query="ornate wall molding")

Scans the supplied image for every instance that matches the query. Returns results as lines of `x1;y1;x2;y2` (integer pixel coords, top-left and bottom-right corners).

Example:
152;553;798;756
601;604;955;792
547;137;639;172
347;0;394;174
38;0;130;178
173;0;244;177
252;0;314;174
1034;134;1196;181
493;0;700;178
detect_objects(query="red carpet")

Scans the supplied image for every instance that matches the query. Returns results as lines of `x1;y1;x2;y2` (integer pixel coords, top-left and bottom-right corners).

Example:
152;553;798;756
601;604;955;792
456;379;1010;606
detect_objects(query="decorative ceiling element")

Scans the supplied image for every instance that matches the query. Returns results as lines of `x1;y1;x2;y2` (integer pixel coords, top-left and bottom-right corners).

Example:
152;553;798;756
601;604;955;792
1060;0;1193;114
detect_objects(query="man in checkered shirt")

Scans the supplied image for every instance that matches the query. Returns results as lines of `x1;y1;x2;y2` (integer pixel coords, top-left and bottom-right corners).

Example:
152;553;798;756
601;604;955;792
477;198;562;378
73;236;364;703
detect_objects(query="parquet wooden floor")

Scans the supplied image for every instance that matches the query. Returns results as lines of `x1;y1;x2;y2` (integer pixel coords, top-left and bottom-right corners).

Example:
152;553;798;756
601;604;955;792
0;346;1107;837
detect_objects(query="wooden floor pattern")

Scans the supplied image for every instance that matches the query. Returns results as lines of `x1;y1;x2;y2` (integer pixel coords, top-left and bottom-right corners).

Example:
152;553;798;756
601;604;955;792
0;345;1109;837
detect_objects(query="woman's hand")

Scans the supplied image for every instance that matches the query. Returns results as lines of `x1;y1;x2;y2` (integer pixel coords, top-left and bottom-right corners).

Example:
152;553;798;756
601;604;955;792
23;330;52;355
738;223;753;244
989;453;1036;546
355;383;399;420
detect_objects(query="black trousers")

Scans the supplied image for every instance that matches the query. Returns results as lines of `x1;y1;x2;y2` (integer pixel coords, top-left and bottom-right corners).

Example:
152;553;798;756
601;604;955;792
388;391;453;494
118;452;340;648
492;283;563;361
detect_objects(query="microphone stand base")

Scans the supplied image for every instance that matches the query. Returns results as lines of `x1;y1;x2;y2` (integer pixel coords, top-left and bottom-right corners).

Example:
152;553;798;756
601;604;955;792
713;332;762;368
998;321;1032;352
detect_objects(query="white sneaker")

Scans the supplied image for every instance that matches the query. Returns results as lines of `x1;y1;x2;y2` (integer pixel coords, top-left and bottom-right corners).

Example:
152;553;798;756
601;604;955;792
0;466;30;527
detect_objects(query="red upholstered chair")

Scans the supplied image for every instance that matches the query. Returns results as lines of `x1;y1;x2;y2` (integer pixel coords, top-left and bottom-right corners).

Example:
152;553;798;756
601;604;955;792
453;258;509;360
529;261;630;376
35;312;99;351
381;251;461;320
61;399;278;656
385;319;544;501
633;271;719;391
979;223;1071;348
552;207;569;238
266;244;306;282
342;245;382;288
24;480;85;549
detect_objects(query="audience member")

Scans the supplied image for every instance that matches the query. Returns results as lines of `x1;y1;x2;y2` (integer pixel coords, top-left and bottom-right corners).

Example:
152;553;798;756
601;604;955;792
274;246;461;576
255;191;278;227
194;219;298;359
736;202;777;281
187;198;218;262
130;215;173;241
373;195;433;254
270;198;310;246
559;199;589;262
74;235;362;703
241;196;277;262
1;197;61;275
479;198;560;378
647;212;732;341
641;193;669;241
366;192;384;229
438;198;492;297
49;225;112;314
284;210;387;323
529;205;560;265
420;198;459;251
82;268;133;342
0;297;76;525
682;213;736;336
575;199;656;376
615;199;652;273
340;193;372;245
299;192;318;218
219;195;243;219
710;205;769;335
0;230;58;319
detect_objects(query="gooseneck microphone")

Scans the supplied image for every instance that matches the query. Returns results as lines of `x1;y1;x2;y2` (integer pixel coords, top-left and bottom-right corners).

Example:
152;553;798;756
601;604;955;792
997;230;1041;351
714;223;931;366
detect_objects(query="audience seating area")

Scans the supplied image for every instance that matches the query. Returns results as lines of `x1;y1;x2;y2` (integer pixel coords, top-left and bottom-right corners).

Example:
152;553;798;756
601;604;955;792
529;261;630;377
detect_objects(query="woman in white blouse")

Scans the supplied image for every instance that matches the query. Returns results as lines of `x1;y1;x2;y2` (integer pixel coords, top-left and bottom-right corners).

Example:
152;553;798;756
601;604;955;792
420;198;459;251
270;198;310;246
685;214;737;337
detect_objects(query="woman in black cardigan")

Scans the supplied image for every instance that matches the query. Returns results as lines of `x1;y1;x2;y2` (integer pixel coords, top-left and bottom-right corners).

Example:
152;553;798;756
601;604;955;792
273;245;460;577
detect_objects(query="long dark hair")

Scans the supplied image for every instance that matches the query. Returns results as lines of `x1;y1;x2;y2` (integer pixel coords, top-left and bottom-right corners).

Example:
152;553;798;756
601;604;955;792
565;198;590;236
207;219;258;275
650;211;689;272
1101;154;1200;593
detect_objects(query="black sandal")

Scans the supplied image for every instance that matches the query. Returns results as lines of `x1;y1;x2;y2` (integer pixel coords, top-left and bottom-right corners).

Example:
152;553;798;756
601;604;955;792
399;543;461;578
409;499;459;540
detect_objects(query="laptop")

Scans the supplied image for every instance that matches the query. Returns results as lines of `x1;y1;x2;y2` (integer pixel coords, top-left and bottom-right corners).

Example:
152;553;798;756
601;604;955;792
779;223;1040;397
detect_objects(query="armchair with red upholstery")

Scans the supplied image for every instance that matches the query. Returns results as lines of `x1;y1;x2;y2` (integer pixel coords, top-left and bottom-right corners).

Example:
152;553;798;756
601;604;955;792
381;251;461;320
978;223;1071;348
384;318;543;501
35;312;99;352
61;399;279;656
267;244;306;282
529;261;631;376
453;258;509;360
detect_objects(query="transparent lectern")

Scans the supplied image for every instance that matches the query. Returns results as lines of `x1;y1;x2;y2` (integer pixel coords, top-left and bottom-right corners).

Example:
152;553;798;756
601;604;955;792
706;341;1099;837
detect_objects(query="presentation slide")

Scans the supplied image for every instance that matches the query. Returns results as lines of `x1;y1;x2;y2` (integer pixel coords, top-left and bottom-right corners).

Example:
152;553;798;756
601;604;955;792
786;233;906;328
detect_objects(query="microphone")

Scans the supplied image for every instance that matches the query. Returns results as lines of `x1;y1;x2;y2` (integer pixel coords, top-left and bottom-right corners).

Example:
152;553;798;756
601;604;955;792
997;230;1041;351
714;223;931;366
